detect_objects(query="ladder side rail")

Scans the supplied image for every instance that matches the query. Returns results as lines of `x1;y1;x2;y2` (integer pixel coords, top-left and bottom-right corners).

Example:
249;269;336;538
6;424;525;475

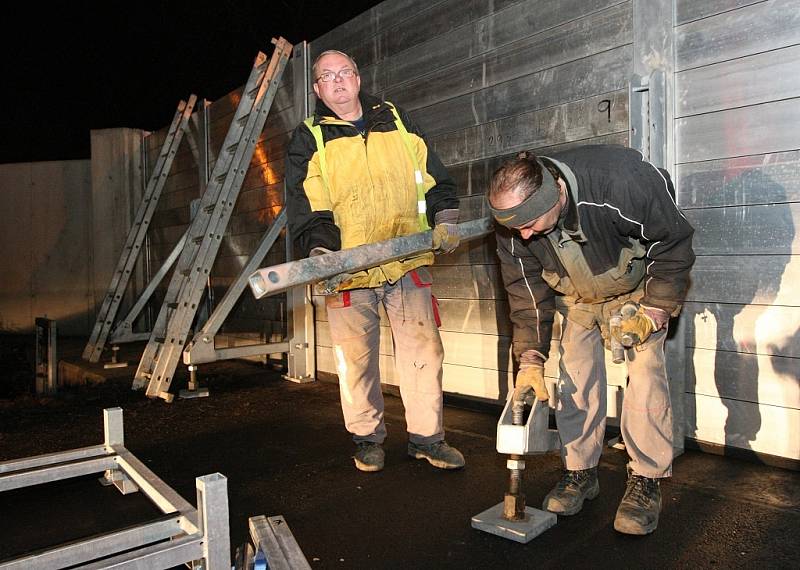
109;227;190;343
83;96;196;361
143;39;292;397
184;210;287;361
133;51;272;388
162;39;292;352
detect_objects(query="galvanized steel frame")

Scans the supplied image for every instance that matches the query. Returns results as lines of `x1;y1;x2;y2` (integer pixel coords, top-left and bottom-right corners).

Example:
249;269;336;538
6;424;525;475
82;96;198;363
181;42;317;382
183;210;290;365
248;515;312;570
133;38;293;401
286;41;316;383
630;0;685;455
0;408;230;570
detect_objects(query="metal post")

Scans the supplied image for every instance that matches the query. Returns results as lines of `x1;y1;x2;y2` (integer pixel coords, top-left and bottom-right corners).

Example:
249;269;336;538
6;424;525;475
35;317;57;395
286;41;316;383
196;473;231;570
631;0;683;456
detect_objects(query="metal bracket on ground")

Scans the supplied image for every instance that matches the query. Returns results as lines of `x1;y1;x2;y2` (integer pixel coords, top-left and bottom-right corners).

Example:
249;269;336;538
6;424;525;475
247;515;311;570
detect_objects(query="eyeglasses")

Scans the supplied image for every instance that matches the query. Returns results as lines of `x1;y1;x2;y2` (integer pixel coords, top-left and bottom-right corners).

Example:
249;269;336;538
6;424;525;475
316;68;357;83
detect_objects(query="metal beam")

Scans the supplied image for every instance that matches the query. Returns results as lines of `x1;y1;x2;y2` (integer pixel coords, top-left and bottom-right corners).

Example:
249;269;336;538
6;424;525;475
183;210;287;365
249;217;494;299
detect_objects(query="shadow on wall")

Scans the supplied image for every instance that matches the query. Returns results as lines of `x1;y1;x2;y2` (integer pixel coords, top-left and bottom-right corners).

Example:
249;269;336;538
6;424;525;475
684;168;796;461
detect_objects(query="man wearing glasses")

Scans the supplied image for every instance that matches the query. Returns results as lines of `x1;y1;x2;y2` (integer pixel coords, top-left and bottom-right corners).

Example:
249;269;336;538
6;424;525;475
285;50;464;473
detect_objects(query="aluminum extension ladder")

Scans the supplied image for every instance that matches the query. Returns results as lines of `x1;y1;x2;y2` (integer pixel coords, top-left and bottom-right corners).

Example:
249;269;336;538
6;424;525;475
82;95;198;363
133;37;293;401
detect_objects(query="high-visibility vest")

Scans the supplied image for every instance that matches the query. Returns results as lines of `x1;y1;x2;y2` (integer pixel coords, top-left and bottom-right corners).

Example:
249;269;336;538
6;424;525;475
303;102;430;230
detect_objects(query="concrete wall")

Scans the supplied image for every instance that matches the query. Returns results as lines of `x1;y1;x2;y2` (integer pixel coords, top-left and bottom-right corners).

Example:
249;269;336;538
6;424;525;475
89;128;147;326
0;160;93;335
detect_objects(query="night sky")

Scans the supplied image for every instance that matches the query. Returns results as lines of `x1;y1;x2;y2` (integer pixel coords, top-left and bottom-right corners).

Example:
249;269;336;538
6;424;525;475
1;1;382;164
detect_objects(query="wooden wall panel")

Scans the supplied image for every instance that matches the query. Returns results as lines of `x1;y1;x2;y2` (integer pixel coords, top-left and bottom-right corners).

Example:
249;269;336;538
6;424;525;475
676;99;800;164
431;90;629;166
411;47;631;139
675;0;763;26
382;2;631;111
678;302;800;358
676;0;800;71
687;393;800;459
676;151;800;208
675;0;800;459
677;45;800;118
686;204;799;255
686;255;799;304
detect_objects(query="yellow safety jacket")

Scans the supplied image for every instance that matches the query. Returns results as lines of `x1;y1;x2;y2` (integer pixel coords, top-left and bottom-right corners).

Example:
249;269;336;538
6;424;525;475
284;93;458;290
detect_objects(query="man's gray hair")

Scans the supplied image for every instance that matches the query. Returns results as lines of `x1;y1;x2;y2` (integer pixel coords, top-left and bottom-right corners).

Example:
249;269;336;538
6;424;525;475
312;50;359;79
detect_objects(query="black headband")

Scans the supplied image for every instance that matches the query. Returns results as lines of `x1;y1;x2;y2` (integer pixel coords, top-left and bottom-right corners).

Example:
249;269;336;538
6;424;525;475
489;160;560;228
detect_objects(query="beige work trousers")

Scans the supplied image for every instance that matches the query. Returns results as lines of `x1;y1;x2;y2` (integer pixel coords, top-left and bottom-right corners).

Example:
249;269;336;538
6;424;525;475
557;315;673;478
325;268;445;445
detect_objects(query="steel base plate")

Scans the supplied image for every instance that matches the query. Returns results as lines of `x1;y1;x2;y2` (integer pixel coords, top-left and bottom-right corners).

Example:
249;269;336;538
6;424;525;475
179;388;210;399
471;502;557;543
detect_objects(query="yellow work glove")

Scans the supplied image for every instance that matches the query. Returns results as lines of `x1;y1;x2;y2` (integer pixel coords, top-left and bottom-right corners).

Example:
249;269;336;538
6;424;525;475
513;364;549;405
613;302;669;347
431;208;461;255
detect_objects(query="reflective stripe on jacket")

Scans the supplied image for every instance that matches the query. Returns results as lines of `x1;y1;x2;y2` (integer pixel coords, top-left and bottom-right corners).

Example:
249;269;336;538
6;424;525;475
495;145;695;360
285;92;458;289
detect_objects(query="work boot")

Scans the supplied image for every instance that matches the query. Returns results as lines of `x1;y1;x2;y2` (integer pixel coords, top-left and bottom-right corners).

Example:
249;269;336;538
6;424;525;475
614;470;661;535
542;467;599;515
408;440;465;469
353;442;385;472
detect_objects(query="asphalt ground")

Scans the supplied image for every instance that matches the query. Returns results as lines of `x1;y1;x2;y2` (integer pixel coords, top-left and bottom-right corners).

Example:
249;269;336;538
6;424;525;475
1;338;798;568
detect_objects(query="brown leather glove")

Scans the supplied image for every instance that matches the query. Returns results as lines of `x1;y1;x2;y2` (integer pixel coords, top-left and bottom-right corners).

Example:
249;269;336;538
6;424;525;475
613;302;670;346
431;209;460;254
513;363;549;405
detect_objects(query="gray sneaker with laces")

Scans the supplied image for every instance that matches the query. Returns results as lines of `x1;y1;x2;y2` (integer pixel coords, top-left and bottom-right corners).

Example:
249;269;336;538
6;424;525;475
408;440;465;469
353;442;385;472
542;467;600;515
614;470;661;535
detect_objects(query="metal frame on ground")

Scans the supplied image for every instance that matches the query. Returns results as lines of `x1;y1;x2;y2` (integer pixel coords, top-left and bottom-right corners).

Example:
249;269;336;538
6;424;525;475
0;408;230;570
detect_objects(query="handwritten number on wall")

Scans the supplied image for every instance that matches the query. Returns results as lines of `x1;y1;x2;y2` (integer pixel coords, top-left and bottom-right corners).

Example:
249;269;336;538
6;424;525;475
598;99;611;123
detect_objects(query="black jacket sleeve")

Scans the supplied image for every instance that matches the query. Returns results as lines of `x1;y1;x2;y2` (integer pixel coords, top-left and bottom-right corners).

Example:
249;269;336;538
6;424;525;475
608;158;695;315
284;124;341;258
495;226;557;361
395;105;459;225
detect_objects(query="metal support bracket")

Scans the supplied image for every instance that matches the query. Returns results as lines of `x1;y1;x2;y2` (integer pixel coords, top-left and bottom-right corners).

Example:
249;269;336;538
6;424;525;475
248;515;311;570
629;70;666;168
